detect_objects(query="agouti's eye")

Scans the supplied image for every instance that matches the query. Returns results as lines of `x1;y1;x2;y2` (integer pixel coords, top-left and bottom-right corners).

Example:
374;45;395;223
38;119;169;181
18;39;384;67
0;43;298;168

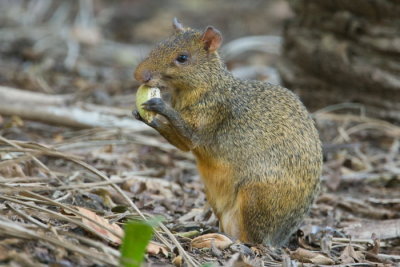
176;54;189;64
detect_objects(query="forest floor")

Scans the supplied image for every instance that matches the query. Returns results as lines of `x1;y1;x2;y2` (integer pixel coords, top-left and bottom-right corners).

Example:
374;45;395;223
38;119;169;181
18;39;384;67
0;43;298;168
0;1;399;266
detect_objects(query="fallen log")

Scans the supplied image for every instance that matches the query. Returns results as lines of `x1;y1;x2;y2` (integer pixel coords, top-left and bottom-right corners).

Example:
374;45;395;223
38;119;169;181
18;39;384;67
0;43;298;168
0;86;151;132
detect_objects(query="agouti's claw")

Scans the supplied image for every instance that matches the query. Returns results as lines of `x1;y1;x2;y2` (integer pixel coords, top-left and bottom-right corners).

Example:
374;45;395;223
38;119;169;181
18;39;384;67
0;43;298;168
141;98;165;113
132;110;145;122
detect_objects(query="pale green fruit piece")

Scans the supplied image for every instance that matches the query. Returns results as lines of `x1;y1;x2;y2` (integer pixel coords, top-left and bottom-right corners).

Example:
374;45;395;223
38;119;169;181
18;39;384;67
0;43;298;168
136;84;161;122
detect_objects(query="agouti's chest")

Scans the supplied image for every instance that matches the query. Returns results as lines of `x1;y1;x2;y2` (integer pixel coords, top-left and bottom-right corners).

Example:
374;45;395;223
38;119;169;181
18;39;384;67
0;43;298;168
178;98;228;135
194;150;237;218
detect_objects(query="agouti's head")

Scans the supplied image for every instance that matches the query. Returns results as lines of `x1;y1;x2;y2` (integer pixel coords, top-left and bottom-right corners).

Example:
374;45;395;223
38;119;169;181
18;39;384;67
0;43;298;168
134;18;223;92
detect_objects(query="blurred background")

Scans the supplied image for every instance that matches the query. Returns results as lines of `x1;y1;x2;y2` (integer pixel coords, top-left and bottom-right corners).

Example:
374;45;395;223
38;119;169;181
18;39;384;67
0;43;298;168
0;0;399;266
1;0;399;122
0;0;289;104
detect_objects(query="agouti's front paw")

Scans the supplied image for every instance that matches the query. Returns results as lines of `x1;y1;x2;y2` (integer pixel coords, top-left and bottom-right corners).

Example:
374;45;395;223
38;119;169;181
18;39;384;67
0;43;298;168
132;109;160;129
141;98;166;114
132;110;145;122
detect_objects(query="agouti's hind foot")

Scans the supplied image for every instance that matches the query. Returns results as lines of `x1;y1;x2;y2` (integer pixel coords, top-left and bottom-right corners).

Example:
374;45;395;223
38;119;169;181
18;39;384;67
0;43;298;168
191;233;233;250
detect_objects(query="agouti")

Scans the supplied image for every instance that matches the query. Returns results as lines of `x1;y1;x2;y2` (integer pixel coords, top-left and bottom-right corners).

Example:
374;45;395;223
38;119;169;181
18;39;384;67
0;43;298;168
133;18;322;246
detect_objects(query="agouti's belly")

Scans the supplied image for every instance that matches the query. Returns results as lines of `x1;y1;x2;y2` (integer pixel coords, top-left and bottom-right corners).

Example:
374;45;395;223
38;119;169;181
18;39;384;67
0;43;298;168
195;155;240;236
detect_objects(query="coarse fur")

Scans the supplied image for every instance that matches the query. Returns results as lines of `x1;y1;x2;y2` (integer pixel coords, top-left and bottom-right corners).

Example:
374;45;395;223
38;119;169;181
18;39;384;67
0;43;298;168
134;19;322;246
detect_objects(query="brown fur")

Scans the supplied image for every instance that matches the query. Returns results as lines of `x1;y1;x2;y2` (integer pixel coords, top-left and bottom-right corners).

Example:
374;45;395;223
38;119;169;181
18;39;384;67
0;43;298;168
134;21;322;246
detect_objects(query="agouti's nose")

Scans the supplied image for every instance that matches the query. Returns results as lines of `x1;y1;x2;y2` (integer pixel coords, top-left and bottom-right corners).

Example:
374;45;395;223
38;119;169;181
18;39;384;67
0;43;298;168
135;70;152;83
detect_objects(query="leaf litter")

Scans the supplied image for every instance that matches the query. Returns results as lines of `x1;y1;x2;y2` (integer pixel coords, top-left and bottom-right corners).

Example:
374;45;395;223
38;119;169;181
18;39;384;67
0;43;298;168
0;1;399;266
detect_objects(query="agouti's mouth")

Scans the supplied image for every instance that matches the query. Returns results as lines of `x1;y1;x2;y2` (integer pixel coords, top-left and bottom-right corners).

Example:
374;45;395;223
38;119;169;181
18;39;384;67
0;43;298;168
143;79;168;90
160;86;168;90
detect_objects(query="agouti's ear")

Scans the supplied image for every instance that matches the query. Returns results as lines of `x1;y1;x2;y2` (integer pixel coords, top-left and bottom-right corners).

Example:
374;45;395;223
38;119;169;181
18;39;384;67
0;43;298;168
201;26;222;53
173;17;184;32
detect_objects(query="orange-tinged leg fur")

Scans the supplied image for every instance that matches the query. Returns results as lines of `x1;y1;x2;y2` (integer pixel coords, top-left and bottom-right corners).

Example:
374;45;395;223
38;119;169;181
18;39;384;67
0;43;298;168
219;201;241;239
195;156;244;241
237;180;316;246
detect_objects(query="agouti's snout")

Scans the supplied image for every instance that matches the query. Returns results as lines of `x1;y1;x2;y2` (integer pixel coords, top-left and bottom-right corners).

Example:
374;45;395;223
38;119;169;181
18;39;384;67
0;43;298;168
134;68;152;84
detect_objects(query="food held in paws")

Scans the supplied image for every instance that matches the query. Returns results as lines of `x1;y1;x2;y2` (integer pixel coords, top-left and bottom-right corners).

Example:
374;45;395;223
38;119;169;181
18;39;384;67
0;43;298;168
135;84;161;122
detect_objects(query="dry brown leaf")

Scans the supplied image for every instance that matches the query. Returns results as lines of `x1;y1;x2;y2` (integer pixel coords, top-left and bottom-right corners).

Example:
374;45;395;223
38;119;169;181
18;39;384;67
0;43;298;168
121;176;180;199
339;244;364;264
0;245;9;261
364;252;392;265
290;248;335;265
191;233;233;250
0;164;26;178
310;254;335;265
146;241;169;257
370;233;380;255
76;207;123;244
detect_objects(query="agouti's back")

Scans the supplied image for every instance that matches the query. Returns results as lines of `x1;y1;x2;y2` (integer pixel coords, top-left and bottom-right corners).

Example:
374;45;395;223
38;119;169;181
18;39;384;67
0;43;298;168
134;19;322;246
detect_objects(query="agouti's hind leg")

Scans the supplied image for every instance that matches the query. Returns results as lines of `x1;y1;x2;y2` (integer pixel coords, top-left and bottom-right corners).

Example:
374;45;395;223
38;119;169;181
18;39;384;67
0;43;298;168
236;181;302;246
219;204;241;240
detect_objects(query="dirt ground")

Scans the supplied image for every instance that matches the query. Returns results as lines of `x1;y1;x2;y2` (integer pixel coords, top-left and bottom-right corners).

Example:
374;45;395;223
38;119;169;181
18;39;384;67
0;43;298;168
0;1;399;266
